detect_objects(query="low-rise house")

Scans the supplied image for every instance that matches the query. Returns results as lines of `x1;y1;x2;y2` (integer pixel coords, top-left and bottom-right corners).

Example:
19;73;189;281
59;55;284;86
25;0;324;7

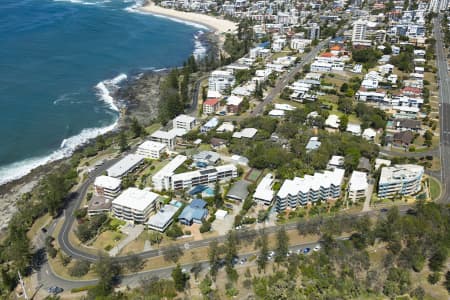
226;95;244;114
253;173;275;205
107;154;145;178
203;98;220;114
268;109;285;117
393;131;415;147
232;128;258;139
94;175;122;200
193;151;221;167
136;141;167;159
178;199;208;225
216;122;235;133
201;117;219;133
210;138;227;150
375;158;392;170
227;180;250;201
346;123;362;136
362;128;377;141
327;155;345;170
147;204;179;232
348;171;369;202
378;64;394;75
392;119;421;132
325;114;340;129
112;188;159;224
378;164;424;198
306;137;321;152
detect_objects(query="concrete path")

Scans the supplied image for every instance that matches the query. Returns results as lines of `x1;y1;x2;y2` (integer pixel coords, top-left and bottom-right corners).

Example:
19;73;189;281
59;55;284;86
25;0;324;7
109;224;144;257
362;184;374;212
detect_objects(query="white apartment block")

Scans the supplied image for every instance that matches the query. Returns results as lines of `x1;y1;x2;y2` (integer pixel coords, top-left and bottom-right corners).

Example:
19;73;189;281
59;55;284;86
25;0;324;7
112;188;159;224
150;130;177;149
173;114;196;131
171;164;238;190
208;70;236;93
94;175;122;200
352;19;367;42
152;155;187;191
136;141;167;159
253;173;275;205
348;171;369;202
378;164;424;198
276;168;345;211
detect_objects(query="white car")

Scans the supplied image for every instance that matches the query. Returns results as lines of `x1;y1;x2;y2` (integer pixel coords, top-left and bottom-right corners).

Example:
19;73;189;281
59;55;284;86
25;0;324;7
313;245;321;252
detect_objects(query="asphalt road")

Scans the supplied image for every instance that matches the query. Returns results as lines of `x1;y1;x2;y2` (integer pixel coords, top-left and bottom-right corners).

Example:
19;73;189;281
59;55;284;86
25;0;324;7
434;14;450;203
250;38;331;116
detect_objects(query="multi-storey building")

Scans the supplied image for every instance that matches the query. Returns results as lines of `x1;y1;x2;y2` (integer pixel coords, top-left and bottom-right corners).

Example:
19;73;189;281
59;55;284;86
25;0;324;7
136;141;167;159
276;168;345;211
112;188;159;224
378;165;424;198
352;19;367;42
93;175;122;200
173;114;196;131
208;70;235;93
253;173;275;205
171;165;238;190
152;155;187;191
348;171;369;202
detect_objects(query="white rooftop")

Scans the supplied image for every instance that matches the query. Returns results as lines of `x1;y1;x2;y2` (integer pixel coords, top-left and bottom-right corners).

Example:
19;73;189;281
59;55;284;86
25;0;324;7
173;114;196;124
227;95;243;106
153;155;187;180
107;154;145;178
379;164;424;184
151;130;177;140
349;171;368;192
253;173;275;201
94;175;121;190
325;114;340;128
268;109;285;117
112;187;159;211
274;103;296;111
216;122;235;132
147;204;179;228
138;140;166;152
375;158;391;170
233;128;258;139
277;168;345;198
328;155;344;167
346;123;362;135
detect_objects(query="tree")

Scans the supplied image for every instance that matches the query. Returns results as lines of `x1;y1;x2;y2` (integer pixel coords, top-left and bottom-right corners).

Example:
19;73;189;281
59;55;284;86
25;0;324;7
130;117;143;138
208;240;220;278
124;253;143;272
69;260;91;277
257;231;269;272
275;227;289;262
423;130;433;147
338;97;353;114
444;271;450;293
339;115;349;132
118;131;128;152
171;264;188;291
190;262;203;280
163;244;183;263
88;255;121;298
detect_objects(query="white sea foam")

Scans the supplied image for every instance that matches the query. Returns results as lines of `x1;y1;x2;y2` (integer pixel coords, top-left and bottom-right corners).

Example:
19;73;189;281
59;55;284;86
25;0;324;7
0;121;118;186
95;73;127;112
193;31;207;60
53;0;111;6
0;74;125;186
53;92;81;105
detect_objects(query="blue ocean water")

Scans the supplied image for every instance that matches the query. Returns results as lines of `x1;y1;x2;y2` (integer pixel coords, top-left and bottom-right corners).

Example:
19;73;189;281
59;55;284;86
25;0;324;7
0;0;206;184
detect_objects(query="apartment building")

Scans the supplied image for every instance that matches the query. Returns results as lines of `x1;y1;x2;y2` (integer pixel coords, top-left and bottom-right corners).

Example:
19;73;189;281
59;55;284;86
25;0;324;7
136;140;167;159
276;168;345;211
173;114;196;131
208;70;235;93
152;155;187;191
150;130;177;149
378;164;424;198
93;175;122;200
352;19;367;42
111;188;159;224
171;164;238;190
253;173;275;205
348;171;369;202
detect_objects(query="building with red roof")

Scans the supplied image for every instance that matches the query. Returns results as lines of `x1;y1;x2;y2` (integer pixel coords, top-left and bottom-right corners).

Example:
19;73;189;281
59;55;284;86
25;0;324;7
203;98;220;114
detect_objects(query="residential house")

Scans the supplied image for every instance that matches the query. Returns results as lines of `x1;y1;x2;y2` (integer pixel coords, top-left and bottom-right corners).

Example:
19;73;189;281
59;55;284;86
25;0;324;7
178;199;208;225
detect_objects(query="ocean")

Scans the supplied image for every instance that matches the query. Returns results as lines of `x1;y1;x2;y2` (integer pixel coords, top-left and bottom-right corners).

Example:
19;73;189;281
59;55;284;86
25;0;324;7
0;0;207;185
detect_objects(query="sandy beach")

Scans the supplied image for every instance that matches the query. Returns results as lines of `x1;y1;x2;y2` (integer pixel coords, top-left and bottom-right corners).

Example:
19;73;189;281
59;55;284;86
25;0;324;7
140;1;237;34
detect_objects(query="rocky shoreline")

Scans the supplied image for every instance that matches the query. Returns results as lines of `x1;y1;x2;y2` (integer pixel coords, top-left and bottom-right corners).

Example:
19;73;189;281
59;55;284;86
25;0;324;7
0;31;217;233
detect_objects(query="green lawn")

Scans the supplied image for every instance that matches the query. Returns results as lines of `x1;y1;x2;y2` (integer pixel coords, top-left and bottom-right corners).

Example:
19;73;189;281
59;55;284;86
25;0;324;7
428;177;441;200
246;168;262;182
